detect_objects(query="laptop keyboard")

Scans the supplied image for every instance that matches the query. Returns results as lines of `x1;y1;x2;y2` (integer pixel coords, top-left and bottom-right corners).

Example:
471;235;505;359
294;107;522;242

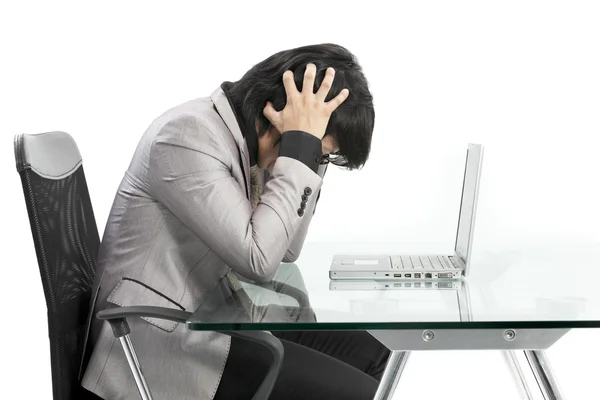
390;255;459;270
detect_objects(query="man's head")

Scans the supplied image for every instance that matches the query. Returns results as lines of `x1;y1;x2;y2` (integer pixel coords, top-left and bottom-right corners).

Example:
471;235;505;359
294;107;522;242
225;43;375;171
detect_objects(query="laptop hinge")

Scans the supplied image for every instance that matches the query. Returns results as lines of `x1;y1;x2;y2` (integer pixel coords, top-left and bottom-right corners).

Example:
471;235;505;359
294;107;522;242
450;254;466;270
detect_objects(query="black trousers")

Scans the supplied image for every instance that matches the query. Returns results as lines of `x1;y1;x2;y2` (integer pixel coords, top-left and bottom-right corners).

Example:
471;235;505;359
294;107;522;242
214;331;391;400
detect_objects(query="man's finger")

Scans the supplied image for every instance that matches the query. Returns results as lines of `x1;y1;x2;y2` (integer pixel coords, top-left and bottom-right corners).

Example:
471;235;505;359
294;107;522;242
282;71;299;100
315;67;335;102
326;88;350;114
302;63;317;94
263;101;280;125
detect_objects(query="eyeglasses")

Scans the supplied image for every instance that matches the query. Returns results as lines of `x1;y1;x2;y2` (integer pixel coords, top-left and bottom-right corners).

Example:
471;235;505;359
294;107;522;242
322;151;348;167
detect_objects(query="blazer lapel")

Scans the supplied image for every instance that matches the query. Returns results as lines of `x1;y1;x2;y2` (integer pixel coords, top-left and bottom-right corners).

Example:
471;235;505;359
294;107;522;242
210;87;251;200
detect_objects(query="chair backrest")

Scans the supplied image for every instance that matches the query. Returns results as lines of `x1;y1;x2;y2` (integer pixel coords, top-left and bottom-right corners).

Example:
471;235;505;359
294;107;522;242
15;132;100;400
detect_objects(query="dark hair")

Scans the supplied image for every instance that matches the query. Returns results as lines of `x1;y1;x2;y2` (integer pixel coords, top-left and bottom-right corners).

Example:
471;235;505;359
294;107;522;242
225;43;375;170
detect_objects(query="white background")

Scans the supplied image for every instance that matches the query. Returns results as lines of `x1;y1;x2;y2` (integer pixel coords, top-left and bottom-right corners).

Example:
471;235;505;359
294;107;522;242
1;1;599;398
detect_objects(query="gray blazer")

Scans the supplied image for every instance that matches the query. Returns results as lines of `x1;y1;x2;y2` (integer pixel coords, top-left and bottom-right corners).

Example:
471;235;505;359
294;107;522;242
82;86;327;400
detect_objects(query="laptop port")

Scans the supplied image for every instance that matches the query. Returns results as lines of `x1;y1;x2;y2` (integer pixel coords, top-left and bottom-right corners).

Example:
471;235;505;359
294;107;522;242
438;273;453;279
425;282;432;288
424;273;432;279
394;274;402;277
385;274;389;276
414;273;421;278
414;282;422;288
404;274;412;278
394;283;402;287
404;283;411;288
438;282;453;289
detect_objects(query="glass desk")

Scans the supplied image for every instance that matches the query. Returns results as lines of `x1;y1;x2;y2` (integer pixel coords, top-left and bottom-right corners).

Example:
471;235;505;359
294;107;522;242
185;242;600;400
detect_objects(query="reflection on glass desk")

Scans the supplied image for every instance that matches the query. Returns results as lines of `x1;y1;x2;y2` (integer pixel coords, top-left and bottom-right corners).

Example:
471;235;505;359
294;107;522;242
187;242;600;331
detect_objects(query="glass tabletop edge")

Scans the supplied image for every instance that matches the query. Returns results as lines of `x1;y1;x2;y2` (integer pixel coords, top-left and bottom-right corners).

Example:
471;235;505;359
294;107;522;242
186;320;600;331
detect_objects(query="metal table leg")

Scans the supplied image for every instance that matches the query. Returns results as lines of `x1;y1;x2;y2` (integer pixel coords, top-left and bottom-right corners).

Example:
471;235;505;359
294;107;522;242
524;350;564;400
505;351;536;399
373;351;411;400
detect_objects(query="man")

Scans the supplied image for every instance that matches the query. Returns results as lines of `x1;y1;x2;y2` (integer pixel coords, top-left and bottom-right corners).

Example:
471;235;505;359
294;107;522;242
82;43;390;400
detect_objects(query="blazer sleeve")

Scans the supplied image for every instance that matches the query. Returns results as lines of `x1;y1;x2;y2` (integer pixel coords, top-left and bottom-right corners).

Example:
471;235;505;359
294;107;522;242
147;114;323;283
280;162;328;262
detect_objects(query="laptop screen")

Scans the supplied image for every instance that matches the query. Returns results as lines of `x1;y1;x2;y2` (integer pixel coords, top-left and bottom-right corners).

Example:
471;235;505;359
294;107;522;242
454;144;483;266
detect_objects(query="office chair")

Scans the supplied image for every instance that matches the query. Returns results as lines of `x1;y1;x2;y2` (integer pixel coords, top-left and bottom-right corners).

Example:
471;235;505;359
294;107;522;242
15;131;283;400
14;131;102;400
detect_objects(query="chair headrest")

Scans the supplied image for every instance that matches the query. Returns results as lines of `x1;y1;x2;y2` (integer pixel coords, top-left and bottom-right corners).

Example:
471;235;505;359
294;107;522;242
14;131;83;179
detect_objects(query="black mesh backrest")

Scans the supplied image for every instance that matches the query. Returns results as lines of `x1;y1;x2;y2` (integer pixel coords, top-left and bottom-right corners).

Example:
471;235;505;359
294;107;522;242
15;132;101;400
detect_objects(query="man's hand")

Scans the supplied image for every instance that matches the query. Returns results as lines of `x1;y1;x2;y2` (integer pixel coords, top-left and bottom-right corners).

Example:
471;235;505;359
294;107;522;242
263;63;349;140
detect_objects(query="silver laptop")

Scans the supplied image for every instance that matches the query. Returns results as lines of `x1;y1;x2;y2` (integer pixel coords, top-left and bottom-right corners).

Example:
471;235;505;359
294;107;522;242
330;143;484;281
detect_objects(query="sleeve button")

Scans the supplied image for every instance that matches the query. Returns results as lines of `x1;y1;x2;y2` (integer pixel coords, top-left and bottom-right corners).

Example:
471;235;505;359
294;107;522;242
297;208;305;217
304;187;312;196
